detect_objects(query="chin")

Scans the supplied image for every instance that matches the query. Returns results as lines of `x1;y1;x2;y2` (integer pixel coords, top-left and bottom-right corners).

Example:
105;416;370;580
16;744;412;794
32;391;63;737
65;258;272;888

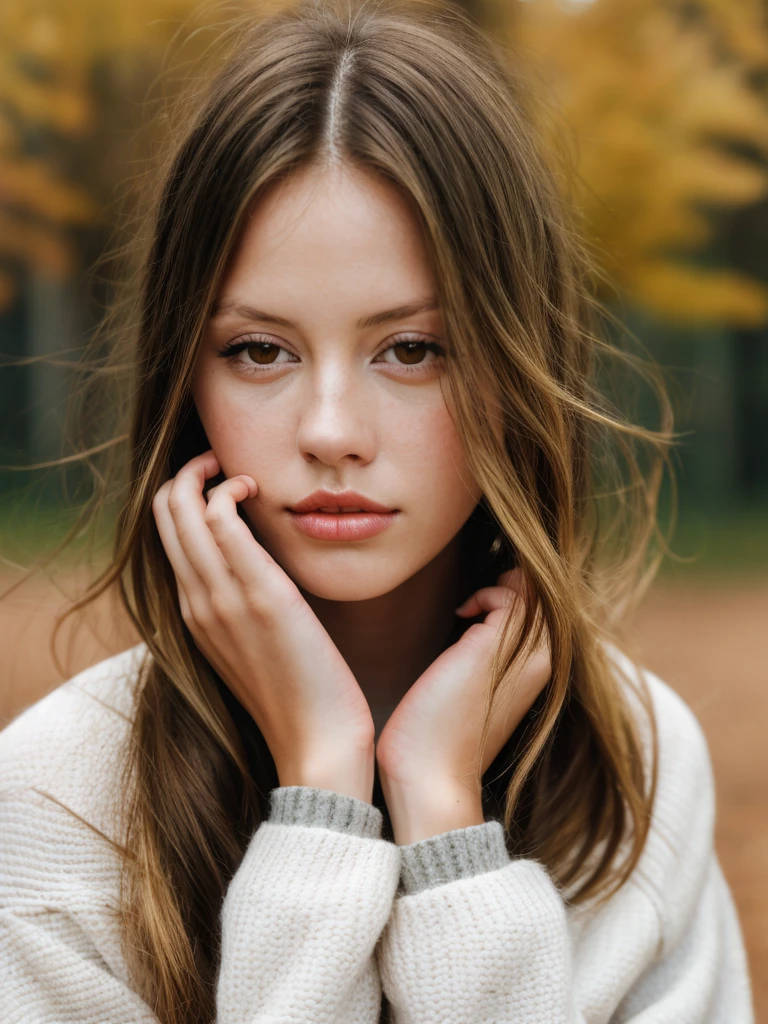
277;550;415;603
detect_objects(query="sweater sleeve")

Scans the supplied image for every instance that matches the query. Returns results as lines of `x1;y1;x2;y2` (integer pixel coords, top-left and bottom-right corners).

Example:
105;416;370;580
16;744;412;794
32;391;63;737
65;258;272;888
0;788;160;1024
216;786;400;1023
376;679;755;1023
0;647;401;1024
0;784;400;1023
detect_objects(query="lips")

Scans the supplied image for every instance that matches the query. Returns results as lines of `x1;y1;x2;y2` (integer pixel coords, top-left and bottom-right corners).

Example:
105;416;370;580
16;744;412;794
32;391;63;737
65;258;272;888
287;490;399;541
289;490;396;515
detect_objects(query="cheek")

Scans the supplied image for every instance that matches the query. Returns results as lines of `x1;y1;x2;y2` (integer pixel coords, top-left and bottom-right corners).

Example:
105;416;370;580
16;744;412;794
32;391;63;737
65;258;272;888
395;400;481;519
193;380;292;481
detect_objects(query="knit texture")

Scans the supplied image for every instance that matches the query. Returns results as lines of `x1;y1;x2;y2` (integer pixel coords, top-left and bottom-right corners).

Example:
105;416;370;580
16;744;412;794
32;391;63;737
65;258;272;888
398;819;511;895
268;785;511;894
0;642;755;1023
269;785;384;839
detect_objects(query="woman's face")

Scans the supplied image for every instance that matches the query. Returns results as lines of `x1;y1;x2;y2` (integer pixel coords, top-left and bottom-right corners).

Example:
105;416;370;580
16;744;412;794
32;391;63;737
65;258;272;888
191;160;483;601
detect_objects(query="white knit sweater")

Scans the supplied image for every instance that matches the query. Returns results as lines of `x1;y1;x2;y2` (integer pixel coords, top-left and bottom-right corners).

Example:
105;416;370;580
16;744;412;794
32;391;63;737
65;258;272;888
0;642;754;1023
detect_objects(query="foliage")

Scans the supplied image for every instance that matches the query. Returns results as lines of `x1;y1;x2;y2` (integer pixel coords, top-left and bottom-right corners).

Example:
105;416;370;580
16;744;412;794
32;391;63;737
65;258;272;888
485;0;768;325
3;0;768;327
0;3;96;307
0;0;283;310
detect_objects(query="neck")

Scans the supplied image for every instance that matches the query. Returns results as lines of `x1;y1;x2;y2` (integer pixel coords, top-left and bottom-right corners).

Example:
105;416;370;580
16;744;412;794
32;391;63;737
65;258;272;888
301;537;466;724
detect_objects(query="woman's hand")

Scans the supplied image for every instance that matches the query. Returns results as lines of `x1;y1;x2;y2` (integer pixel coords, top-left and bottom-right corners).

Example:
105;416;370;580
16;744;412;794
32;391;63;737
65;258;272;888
152;449;376;802
375;569;551;844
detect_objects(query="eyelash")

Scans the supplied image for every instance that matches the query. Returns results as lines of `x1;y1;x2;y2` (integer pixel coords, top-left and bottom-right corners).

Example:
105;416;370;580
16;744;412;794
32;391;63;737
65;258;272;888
215;334;446;376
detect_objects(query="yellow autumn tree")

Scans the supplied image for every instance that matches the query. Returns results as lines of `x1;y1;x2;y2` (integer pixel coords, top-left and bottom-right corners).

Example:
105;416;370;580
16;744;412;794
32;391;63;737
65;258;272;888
0;0;285;312
3;0;768;327
484;0;768;326
0;3;95;308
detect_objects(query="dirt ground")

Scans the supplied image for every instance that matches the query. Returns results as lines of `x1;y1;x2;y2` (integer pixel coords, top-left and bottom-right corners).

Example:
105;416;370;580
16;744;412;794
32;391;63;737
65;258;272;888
630;579;768;1020
1;568;766;1019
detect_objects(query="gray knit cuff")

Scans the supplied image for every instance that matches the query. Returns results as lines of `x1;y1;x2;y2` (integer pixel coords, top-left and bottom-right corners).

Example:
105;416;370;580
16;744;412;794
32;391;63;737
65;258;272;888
268;786;384;840
399;819;511;895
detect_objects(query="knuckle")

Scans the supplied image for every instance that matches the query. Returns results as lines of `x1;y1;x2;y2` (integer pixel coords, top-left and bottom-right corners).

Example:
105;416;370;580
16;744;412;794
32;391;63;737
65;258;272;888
177;590;191;620
167;487;184;515
182;592;213;631
242;585;274;620
179;602;196;630
152;483;170;514
486;608;506;628
190;607;215;634
177;594;195;627
464;622;491;649
204;501;227;529
209;590;238;623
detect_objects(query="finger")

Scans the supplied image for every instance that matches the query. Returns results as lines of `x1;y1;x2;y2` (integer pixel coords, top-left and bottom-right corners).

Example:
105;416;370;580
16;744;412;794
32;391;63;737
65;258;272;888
204;478;282;587
175;572;217;664
166;451;240;589
176;574;192;623
152;479;208;595
455;584;522;618
483;606;510;630
205;476;256;504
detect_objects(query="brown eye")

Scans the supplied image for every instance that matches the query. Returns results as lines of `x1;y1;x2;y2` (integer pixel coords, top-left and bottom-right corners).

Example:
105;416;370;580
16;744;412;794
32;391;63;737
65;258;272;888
393;341;427;365
246;342;280;364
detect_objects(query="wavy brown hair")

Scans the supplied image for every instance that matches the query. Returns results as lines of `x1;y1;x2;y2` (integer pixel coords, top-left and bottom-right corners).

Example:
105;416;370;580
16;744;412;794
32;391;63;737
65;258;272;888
2;0;677;1020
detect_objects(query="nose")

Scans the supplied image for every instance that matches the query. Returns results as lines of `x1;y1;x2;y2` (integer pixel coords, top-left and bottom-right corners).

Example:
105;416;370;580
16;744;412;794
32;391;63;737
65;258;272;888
296;362;377;466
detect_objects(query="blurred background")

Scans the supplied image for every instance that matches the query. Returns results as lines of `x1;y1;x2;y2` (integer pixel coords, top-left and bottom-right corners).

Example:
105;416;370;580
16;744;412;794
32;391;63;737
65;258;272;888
0;0;766;1016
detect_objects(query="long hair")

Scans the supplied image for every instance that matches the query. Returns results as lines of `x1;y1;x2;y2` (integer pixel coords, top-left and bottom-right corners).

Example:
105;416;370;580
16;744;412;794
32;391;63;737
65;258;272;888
4;0;676;1020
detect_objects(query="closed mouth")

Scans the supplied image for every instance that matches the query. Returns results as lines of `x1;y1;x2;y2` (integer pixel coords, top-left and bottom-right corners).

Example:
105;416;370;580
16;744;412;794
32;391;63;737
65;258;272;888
289;491;397;515
308;506;374;513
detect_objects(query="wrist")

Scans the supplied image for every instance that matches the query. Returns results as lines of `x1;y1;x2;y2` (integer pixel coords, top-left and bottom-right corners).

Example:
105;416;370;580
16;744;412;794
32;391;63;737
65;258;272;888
280;739;376;804
380;774;484;845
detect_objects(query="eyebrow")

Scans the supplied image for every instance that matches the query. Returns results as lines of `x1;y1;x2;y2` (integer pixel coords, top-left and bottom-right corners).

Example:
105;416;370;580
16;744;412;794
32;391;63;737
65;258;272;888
209;297;440;330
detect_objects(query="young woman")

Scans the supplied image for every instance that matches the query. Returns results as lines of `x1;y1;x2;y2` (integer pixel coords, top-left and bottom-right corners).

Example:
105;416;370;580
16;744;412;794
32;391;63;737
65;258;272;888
0;0;754;1021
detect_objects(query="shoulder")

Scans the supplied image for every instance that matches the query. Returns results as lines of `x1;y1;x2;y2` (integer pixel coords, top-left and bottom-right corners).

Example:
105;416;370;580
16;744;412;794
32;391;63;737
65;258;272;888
0;645;150;987
605;642;714;822
604;643;716;945
0;643;149;854
606;641;712;791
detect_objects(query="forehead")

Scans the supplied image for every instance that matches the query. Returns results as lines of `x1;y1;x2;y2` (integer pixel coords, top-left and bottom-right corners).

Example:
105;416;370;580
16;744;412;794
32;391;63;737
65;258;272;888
217;162;439;310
